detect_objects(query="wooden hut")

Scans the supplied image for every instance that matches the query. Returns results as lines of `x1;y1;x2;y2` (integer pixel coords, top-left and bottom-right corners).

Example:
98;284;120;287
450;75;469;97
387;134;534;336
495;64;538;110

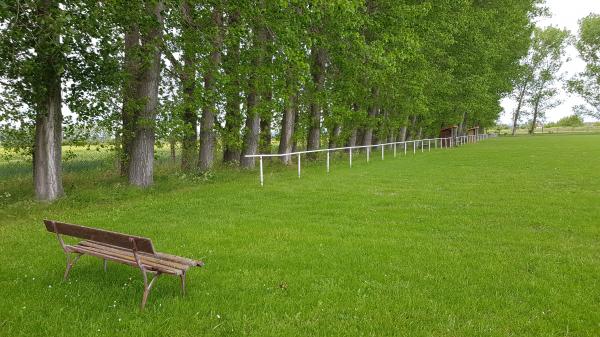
467;126;479;143
439;126;458;147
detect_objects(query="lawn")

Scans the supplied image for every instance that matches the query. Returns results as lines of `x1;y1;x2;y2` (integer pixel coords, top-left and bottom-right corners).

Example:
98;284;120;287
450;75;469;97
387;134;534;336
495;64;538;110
0;135;599;336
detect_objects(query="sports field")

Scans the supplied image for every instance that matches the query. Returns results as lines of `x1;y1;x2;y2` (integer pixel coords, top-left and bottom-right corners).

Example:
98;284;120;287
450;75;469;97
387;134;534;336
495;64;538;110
0;135;598;336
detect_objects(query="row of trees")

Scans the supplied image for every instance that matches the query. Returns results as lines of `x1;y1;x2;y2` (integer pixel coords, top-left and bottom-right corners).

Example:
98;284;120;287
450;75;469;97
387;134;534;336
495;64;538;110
510;13;600;135
0;0;541;201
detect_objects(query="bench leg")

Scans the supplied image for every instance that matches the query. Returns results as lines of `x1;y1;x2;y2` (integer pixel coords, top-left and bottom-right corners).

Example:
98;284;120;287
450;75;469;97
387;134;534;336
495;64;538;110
140;271;161;310
180;271;186;297
63;253;82;281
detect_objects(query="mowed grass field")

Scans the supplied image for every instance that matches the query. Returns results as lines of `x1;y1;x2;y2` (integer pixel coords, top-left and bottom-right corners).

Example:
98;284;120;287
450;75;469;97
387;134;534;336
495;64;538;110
0;135;599;336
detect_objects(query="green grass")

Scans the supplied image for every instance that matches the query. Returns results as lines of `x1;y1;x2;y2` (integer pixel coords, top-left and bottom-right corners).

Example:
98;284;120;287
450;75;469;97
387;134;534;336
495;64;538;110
1;135;599;336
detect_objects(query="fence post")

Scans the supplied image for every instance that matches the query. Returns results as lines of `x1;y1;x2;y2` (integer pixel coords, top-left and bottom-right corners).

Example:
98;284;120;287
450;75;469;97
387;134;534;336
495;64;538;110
326;150;330;173
404;142;407;156
421;140;424;153
259;156;264;187
350;148;353;168
381;144;384;160
428;139;431;152
367;147;370;163
394;143;397;157
297;153;301;178
413;141;416;155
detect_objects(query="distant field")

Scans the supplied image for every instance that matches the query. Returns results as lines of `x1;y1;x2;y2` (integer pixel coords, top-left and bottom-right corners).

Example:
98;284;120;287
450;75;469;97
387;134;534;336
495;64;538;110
495;125;600;136
0;134;599;336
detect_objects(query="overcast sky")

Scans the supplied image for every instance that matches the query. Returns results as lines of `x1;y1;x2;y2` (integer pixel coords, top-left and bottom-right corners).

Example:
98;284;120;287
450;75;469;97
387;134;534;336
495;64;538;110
499;0;600;124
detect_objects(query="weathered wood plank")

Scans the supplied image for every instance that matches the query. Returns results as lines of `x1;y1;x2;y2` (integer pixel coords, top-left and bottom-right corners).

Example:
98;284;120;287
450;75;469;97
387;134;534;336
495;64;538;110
79;241;190;271
44;220;155;254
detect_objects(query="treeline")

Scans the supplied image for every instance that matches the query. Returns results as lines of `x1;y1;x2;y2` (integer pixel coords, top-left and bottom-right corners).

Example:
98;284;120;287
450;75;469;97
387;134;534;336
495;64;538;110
0;0;540;201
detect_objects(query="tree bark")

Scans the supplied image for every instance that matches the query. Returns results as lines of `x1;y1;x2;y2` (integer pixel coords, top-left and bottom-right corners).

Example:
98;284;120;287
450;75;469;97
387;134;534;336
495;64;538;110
529;98;540;135
240;15;266;169
259;90;273;154
180;0;198;171
362;88;379;146
240;91;260;168
198;6;223;172
400;124;408;142
307;46;326;156
278;93;297;165
512;84;527;136
458;111;467;136
347;128;358;148
33;0;64;202
120;25;140;176
128;1;163;187
329;124;341;148
407;114;418;140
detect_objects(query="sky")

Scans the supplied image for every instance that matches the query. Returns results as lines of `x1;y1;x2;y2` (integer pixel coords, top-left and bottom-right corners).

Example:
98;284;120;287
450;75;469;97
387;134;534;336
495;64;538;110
499;0;600;124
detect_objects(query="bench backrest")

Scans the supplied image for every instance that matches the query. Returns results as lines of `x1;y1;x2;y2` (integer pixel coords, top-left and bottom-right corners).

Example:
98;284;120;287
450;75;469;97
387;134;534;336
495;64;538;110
44;220;156;254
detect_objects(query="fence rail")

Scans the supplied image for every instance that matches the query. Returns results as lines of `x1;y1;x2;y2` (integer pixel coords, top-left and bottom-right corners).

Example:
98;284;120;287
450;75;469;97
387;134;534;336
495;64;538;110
245;134;495;186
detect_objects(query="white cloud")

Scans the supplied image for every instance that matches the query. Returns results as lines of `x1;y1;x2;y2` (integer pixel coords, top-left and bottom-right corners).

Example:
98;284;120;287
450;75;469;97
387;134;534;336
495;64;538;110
500;0;600;124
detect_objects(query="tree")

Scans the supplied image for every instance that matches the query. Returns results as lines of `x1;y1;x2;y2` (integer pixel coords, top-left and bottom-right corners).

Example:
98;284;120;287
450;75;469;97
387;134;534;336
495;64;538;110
526;27;570;134
0;0;119;201
121;2;165;187
198;3;224;172
568;14;600;120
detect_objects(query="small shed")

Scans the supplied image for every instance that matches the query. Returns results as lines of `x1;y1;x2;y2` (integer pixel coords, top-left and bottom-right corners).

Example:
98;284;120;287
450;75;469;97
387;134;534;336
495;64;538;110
467;126;479;143
439;125;458;147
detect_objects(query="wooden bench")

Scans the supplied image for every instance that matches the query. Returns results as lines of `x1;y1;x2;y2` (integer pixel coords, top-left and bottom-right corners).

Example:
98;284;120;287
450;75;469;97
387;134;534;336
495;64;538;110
44;220;204;309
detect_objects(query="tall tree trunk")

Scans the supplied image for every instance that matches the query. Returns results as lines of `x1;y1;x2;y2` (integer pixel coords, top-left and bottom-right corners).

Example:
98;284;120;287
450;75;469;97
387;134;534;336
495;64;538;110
307;46;326;156
529;98;540;135
458;111;467;136
180;1;198;171
259;90;273;154
33;0;64;202
291;107;300;153
400;119;408;141
128;1;163;187
329;124;341;148
512;84;527;136
240;91;260;168
407;114;418;140
120;26;140;176
240;16;266;169
362;88;379;146
198;6;223;172
278;93;297;165
347;128;358;148
222;10;242;164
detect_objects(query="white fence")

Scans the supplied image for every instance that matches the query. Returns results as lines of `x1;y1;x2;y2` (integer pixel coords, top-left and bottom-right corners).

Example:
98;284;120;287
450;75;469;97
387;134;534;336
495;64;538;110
246;134;494;186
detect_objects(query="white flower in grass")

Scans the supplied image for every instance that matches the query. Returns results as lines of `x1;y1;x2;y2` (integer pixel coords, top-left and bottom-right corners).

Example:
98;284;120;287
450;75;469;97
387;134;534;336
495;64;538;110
216;314;221;319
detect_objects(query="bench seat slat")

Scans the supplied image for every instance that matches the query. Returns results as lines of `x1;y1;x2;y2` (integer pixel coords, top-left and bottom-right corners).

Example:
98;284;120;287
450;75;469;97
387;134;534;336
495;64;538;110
79;240;191;271
155;252;204;267
70;244;184;275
